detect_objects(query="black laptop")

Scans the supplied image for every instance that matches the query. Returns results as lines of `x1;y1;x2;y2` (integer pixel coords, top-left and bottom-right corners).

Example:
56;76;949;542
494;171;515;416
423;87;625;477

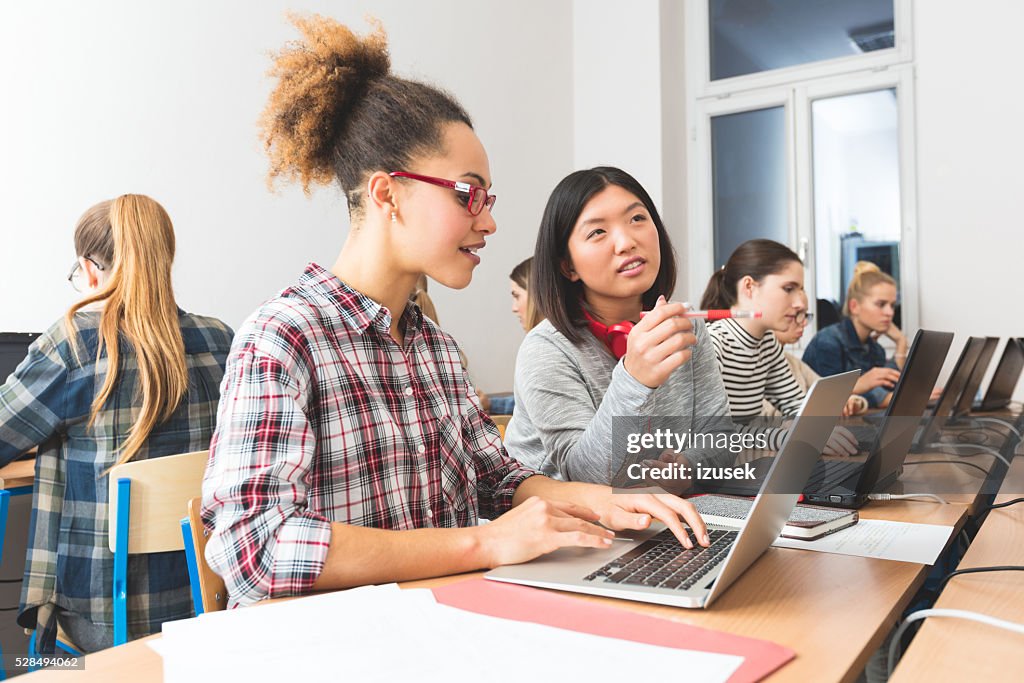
951;337;999;418
915;337;986;447
923;337;985;413
0;332;41;382
974;338;1024;412
802;329;955;508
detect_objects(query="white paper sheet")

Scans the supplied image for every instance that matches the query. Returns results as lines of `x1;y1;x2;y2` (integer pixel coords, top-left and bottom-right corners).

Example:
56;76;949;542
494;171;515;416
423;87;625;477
772;518;954;564
157;583;744;683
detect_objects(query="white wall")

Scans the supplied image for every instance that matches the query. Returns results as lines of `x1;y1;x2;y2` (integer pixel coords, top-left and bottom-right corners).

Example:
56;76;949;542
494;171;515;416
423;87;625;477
914;0;1024;397
573;0;663;205
0;0;574;392
4;1;1021;401
571;0;690;297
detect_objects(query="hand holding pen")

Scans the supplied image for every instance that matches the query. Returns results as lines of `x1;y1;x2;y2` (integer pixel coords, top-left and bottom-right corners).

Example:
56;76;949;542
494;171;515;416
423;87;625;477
624;297;698;389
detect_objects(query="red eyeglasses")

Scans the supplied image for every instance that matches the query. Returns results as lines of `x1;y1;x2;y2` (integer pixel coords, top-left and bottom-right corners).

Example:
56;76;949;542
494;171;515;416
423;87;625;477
389;171;496;216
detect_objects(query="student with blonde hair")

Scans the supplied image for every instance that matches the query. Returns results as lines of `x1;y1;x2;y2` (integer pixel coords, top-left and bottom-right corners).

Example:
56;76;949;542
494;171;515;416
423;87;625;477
0;195;233;652
201;15;710;611
762;292;868;418
802;261;906;408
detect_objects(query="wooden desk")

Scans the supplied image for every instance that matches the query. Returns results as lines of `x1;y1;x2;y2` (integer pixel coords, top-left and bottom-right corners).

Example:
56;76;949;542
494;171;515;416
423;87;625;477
890;457;1024;681
21;500;965;683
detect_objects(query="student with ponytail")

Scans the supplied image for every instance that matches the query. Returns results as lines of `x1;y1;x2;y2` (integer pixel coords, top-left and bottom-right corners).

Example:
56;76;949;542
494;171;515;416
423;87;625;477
201;15;709;610
802;261;906;408
0;195;233;652
700;239;856;454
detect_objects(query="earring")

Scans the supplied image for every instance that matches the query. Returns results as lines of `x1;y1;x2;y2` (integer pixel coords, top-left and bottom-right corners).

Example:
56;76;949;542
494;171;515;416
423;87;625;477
391;211;397;224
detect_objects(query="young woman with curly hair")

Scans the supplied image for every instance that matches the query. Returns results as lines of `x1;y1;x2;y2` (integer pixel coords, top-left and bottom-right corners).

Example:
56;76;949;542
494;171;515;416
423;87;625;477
201;14;709;609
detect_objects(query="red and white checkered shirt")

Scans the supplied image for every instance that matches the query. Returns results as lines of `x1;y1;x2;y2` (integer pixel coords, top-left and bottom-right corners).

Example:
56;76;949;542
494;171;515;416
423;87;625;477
202;263;535;607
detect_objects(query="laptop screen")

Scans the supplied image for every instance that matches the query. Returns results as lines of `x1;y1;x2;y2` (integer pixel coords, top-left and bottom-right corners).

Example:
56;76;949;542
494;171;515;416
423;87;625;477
0;332;41;382
953;337;999;417
857;329;954;494
930;337;986;423
981;338;1024;408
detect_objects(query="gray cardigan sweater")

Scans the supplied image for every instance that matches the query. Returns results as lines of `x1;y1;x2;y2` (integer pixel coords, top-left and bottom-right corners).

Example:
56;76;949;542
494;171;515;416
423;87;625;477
504;318;732;483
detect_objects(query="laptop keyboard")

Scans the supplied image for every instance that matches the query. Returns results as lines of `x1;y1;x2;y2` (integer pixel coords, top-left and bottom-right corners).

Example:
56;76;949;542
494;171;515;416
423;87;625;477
583;528;738;591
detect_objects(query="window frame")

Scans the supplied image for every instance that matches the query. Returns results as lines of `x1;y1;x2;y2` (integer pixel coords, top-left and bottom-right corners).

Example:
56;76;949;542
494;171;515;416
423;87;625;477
685;0;918;339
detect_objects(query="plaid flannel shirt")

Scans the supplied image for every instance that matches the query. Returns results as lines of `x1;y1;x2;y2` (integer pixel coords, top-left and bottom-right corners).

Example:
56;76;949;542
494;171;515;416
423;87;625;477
201;263;535;608
0;310;233;652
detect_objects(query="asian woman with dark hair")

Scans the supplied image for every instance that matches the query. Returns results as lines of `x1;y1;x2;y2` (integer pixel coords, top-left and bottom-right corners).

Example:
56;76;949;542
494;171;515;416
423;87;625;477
504;167;732;482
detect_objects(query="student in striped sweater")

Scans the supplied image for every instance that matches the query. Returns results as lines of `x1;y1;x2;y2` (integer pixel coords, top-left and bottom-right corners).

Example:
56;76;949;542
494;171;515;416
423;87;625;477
700;239;856;454
762;291;868;418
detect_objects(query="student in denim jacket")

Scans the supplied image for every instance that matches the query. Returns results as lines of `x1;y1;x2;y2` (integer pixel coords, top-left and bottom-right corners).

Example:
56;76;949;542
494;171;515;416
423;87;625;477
802;262;907;408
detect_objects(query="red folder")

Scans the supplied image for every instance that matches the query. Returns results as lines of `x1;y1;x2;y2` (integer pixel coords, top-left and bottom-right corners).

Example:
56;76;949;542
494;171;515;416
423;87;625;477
433;578;793;683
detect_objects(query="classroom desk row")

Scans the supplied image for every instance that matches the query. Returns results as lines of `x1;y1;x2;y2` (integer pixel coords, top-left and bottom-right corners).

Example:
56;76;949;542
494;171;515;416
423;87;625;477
890;456;1024;681
14;411;1023;683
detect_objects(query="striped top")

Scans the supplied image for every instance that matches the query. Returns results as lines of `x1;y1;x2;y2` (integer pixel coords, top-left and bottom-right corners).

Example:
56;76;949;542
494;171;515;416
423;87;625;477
707;318;805;419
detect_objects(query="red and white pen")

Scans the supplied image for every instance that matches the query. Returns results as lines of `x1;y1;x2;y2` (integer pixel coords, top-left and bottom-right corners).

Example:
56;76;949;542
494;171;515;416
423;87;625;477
683;309;762;320
641;309;761;321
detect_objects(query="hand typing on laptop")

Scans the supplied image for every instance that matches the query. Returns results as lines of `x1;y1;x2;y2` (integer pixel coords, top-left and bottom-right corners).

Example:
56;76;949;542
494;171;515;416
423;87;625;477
782;419;859;457
824;425;859;456
476;485;710;568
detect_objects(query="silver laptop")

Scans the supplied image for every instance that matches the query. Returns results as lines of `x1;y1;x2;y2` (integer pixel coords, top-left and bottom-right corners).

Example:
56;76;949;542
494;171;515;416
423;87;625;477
486;371;858;609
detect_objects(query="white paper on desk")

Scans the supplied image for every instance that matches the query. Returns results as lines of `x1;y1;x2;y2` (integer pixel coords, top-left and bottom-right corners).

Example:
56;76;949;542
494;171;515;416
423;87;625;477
159;583;744;683
772;518;954;564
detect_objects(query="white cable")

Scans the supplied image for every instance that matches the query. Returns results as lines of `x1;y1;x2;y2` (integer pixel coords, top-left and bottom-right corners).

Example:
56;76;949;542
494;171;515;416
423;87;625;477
924;442;1012;468
888;608;1024;676
968;416;1023;441
867;492;947;504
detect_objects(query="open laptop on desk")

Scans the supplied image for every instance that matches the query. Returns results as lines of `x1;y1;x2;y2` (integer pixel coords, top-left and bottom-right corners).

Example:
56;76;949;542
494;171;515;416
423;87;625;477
923;337;985;414
951;336;999;418
0;332;41;381
914;336;986;448
974;338;1024;412
802;329;954;509
485;371;858;609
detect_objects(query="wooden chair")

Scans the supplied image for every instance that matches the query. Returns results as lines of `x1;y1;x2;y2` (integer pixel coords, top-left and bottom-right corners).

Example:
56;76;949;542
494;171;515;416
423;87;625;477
491;414;512;441
108;450;209;645
182;496;227;614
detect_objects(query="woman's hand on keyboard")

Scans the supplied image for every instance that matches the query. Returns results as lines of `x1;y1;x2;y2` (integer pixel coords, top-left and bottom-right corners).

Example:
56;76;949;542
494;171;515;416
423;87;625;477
479;497;617;566
855;367;900;394
823;425;859;457
589;488;710;550
843;395;869;417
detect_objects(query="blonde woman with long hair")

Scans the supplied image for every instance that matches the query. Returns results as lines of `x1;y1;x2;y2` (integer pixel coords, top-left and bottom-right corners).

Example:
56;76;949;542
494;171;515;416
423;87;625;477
802;261;905;408
0;195;233;653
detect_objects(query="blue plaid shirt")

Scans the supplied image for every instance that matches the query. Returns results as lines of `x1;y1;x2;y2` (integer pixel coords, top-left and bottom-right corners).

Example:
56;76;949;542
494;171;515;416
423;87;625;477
0;310;232;652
